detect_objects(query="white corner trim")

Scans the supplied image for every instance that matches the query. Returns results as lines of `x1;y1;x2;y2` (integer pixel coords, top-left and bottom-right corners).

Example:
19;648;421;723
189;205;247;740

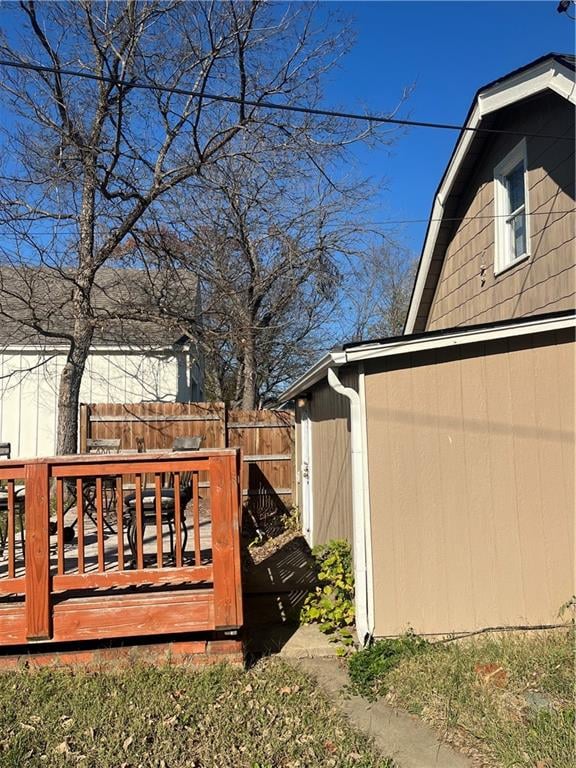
405;58;575;334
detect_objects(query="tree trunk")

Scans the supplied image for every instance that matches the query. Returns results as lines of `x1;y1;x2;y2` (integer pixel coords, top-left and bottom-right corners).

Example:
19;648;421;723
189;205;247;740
56;321;93;455
241;330;257;410
56;142;98;455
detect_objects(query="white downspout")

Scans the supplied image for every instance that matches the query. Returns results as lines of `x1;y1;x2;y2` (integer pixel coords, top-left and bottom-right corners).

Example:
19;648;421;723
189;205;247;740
358;363;375;638
327;366;373;645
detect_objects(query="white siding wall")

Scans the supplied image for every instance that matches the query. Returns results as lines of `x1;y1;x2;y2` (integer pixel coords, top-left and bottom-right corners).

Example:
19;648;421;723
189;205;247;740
0;350;193;458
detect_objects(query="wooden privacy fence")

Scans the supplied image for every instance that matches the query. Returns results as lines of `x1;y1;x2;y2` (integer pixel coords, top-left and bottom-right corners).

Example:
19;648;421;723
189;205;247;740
0;449;242;646
80;402;294;521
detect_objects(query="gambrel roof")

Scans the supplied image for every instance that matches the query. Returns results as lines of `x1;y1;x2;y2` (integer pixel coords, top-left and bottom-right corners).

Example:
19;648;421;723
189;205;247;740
405;53;576;334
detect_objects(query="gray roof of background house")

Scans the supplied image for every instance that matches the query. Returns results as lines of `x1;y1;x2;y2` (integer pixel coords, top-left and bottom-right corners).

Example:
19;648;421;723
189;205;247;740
0;265;199;349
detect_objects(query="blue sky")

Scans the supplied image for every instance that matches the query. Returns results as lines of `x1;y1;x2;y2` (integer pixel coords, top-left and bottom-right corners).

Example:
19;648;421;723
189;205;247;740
319;0;575;254
0;1;572;260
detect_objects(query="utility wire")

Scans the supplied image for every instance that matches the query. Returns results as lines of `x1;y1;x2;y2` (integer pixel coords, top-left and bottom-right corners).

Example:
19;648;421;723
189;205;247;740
0;209;573;236
0;58;572;142
374;209;575;226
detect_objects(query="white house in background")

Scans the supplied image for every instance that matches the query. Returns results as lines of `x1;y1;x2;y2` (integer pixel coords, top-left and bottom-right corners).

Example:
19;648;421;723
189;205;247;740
0;266;204;458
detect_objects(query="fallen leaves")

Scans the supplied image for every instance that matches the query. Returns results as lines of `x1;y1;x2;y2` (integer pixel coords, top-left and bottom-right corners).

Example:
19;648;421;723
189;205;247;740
0;659;389;767
279;684;301;695
474;663;508;688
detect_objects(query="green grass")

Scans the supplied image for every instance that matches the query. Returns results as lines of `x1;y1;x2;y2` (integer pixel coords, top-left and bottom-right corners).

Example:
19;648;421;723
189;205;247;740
359;629;574;768
0;657;392;768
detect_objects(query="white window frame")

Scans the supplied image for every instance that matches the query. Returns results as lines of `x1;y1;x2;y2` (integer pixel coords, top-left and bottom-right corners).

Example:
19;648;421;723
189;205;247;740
493;138;530;275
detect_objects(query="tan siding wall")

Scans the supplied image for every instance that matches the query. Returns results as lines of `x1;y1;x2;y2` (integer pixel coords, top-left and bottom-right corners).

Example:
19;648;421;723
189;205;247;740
365;330;574;636
308;371;357;546
427;94;575;330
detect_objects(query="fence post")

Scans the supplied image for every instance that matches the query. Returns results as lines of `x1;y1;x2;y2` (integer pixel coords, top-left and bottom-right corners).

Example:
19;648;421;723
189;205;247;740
211;452;242;630
79;403;89;453
232;449;244;622
221;403;228;448
25;460;51;640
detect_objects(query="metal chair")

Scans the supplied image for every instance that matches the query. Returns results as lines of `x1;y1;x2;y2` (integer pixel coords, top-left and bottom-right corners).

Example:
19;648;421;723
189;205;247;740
64;438;121;538
125;437;202;565
0;443;25;557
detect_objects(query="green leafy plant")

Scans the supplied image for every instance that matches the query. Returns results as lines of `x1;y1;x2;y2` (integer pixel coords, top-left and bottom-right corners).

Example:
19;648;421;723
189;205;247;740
300;540;355;647
348;632;430;700
280;506;301;534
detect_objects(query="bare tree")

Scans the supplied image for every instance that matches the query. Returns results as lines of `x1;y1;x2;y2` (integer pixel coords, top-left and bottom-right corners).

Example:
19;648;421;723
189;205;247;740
0;1;401;451
162;152;380;409
339;244;417;342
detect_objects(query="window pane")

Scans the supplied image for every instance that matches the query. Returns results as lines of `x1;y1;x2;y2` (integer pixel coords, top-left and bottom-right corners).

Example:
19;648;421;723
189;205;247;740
507;163;525;212
511;212;526;258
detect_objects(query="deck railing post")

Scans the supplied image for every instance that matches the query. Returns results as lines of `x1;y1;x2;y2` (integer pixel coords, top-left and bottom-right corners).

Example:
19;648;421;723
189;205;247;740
211;452;243;630
25;460;51;640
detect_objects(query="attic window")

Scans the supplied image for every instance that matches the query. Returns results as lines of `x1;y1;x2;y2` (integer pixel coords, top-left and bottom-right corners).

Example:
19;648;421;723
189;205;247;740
494;139;530;274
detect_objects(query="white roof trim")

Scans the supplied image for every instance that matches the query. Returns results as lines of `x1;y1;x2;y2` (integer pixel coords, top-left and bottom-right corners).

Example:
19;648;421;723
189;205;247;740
280;313;575;401
281;352;333;401
405;57;575;334
0;344;184;355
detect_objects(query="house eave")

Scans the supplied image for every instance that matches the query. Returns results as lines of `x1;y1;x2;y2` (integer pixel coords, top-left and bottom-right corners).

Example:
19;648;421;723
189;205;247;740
279;352;338;402
280;311;575;401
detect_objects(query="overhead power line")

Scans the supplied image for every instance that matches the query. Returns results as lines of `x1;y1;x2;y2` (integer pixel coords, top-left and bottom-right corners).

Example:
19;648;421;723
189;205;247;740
0;58;572;142
375;209;576;226
0;209;573;236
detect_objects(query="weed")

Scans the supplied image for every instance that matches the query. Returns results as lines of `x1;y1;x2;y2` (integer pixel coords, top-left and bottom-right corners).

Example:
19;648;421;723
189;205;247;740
558;594;576;623
348;633;430;700
280;506;301;533
300;540;355;647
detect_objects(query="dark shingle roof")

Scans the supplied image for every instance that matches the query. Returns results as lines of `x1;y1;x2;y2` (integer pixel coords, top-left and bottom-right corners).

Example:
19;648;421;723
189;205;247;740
0;266;199;349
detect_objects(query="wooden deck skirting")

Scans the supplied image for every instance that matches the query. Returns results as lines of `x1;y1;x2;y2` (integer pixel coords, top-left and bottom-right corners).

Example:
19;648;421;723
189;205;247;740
0;449;243;649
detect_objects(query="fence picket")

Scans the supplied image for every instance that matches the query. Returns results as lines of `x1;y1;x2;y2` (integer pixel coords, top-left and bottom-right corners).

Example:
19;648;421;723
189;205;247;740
83;402;295;518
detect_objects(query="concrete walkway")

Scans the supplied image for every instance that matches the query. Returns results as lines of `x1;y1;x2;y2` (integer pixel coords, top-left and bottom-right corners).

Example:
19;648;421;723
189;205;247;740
281;627;472;768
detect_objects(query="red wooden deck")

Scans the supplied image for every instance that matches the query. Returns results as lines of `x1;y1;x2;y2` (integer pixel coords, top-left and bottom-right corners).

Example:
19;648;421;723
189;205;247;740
0;449;243;649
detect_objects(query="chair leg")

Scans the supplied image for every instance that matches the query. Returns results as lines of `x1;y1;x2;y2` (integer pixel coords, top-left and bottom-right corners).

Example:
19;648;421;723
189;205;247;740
0;514;6;558
181;519;188;559
166;517;188;563
127;514;137;567
168;520;175;563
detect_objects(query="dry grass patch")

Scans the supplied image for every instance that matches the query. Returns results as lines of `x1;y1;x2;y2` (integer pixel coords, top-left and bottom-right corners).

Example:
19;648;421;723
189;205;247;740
381;629;574;768
0;657;391;768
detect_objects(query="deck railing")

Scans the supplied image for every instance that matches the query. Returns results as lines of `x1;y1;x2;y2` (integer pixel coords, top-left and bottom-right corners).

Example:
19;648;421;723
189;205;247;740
0;449;243;646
